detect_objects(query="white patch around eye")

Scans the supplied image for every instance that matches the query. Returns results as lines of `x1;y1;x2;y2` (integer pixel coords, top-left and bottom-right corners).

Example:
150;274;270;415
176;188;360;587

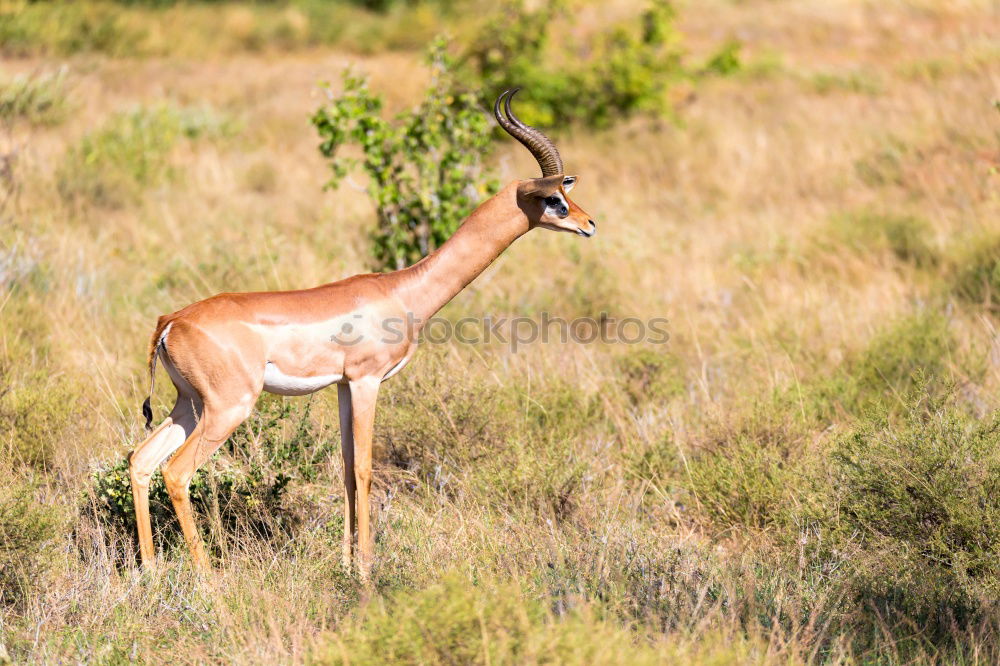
562;177;576;192
544;192;569;218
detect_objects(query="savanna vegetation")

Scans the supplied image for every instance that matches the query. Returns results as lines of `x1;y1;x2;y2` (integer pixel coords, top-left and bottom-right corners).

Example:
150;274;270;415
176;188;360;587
1;0;999;663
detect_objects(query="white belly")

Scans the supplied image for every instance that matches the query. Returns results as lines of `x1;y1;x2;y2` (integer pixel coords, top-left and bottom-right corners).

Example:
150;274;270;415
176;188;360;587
262;362;342;396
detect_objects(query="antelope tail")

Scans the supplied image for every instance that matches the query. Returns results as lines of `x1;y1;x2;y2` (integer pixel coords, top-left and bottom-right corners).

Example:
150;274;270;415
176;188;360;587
142;316;172;430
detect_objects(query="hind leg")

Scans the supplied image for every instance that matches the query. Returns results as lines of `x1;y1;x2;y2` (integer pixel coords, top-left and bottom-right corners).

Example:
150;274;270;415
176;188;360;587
160;402;250;569
128;397;199;568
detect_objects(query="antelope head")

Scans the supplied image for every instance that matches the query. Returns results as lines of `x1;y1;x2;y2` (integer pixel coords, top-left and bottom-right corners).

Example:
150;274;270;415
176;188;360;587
495;89;597;238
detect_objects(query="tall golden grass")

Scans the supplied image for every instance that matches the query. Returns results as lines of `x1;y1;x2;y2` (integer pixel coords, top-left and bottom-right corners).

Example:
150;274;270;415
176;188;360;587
1;0;999;662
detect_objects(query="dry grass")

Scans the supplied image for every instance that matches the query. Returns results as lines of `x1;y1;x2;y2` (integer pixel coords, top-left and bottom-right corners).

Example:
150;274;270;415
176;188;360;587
2;0;1000;663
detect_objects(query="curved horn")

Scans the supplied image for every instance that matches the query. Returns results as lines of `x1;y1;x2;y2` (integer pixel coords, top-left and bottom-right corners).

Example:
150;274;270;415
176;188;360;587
494;88;564;177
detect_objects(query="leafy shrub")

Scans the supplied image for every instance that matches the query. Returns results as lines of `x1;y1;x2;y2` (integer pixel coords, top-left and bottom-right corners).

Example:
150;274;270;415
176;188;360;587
828;209;938;268
57;104;235;209
849;311;952;407
225;394;338;483
683;311;957;534
680;385;1000;654
0;479;62;608
90;455;293;559
313;572;667;665
0;68;70;126
834;399;1000;585
456;0;741;130
90;396;332;559
459;0;686;130
312;43;498;270
57;106;181;208
828;396;1000;641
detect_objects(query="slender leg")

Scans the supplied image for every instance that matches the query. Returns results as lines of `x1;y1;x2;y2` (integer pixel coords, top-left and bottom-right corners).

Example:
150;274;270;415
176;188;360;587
349;377;380;580
160;404;247;569
337;383;356;569
128;398;198;568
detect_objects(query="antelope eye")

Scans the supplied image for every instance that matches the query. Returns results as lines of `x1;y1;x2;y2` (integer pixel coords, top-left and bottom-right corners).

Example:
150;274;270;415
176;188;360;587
544;196;561;206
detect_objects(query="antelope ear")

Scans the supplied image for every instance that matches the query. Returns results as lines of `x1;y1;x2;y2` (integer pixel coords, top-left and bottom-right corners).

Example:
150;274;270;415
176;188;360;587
517;174;564;198
561;175;578;192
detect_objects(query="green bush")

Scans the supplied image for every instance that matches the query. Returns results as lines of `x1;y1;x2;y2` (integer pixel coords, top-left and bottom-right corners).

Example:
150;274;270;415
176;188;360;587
455;0;741;130
701;39;743;77
225;394;337;484
312;42;498;270
313;572;666;665
459;0;687;130
0;479;62;608
828;396;1000;642
57;104;235;209
834;399;1000;586
90;396;331;559
90;455;294;559
57;105;181;208
679;385;1000;656
680;311;956;534
0;68;70;126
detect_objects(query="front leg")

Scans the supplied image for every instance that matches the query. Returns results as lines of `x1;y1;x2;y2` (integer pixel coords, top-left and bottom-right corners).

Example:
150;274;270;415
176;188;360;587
337;383;355;569
348;377;380;580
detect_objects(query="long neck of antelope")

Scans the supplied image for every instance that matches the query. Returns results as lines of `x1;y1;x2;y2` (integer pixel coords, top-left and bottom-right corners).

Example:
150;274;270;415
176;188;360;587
394;183;529;327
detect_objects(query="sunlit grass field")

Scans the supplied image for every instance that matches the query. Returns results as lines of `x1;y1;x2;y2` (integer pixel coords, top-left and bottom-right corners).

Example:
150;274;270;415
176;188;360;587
1;0;999;662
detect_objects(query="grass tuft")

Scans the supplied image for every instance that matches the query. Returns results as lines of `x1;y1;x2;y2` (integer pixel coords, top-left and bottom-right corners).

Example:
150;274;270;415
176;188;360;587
314;572;669;665
0;68;70;126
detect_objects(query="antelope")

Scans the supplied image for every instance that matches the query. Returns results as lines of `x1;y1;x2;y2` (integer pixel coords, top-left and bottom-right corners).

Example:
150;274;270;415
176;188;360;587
128;89;596;578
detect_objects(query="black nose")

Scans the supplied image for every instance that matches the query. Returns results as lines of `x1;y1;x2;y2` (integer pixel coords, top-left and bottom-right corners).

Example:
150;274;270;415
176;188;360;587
589;220;596;228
